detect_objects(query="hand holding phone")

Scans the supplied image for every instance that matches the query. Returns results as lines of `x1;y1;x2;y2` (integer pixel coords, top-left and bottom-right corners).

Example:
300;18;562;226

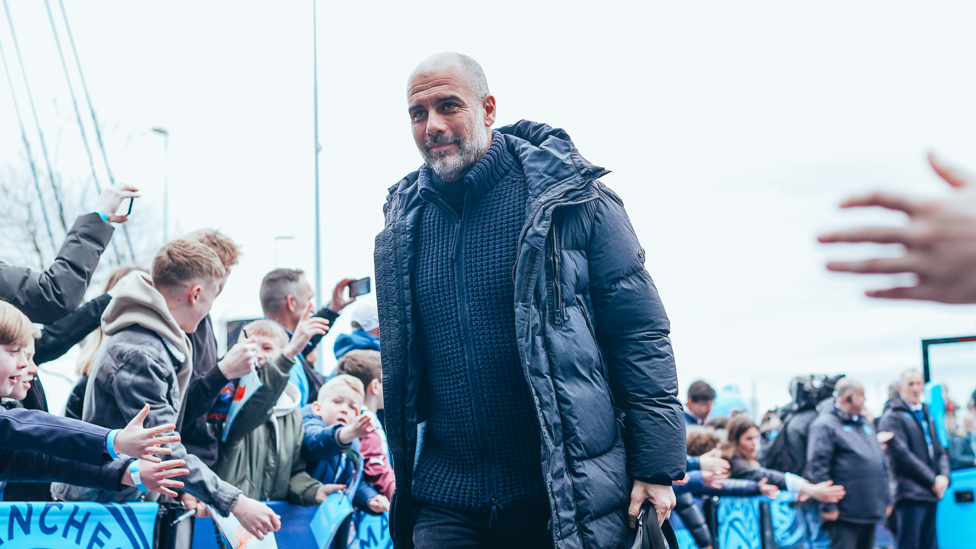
348;277;371;299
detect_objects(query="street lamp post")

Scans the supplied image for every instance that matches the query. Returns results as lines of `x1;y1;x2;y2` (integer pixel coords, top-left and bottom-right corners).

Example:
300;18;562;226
312;0;322;309
274;235;295;268
151;127;169;241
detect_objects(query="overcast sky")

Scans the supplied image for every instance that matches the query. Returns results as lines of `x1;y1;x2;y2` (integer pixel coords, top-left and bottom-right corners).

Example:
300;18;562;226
3;1;976;415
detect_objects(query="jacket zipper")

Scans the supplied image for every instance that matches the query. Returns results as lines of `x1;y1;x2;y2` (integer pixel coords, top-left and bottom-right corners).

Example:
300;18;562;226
551;229;562;324
432;195;499;517
510;176;604;545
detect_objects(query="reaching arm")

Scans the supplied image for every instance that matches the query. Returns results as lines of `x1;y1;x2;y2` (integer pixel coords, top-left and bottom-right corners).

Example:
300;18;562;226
223;353;294;445
0;213;114;324
110;353;240;516
0;407;110;465
587;187;685;483
34;294;111;365
0;448;131;492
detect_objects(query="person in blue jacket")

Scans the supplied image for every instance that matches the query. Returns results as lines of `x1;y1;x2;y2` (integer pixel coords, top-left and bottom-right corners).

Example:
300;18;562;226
333;301;380;360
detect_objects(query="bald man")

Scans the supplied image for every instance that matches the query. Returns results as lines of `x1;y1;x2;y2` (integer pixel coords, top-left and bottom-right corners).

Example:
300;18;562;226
805;379;891;549
879;370;950;549
374;53;685;548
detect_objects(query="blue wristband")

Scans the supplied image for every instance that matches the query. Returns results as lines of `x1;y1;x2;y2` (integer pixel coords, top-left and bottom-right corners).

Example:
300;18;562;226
106;429;121;460
93;210;109;221
128;460;147;492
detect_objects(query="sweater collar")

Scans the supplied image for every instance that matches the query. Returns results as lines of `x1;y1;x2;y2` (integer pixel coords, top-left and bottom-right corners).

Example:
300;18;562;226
418;130;516;207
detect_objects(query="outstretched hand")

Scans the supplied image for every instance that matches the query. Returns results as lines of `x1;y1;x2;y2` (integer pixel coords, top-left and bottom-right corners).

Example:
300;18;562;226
315;484;347;504
283;303;331;360
336;413;374;445
819;152;976;303
758;477;780;499
122;459;188;497
93;184;140;223
114;404;179;462
328;278;359;313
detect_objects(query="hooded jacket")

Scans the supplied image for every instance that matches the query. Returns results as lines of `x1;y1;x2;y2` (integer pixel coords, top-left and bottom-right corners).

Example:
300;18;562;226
52;271;241;516
805;403;891;523
375;121;685;549
878;397;950;503
214;352;322;506
301;405;383;512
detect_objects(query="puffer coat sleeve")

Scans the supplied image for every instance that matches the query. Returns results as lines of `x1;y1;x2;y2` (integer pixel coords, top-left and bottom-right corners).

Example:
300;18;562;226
586;186;685;483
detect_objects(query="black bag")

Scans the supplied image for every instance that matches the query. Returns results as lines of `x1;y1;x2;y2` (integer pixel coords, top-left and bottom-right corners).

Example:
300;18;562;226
631;503;679;549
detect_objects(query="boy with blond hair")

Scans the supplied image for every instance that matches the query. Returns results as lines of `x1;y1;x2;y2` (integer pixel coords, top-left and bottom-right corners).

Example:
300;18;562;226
336;350;395;499
53;240;280;541
212;318;341;505
303;375;390;513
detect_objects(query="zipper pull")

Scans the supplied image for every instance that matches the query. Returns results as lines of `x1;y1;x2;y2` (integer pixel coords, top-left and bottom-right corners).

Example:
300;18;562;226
489;499;500;529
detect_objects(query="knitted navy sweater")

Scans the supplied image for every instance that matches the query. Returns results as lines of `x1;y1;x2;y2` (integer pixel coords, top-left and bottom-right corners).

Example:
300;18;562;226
412;131;546;511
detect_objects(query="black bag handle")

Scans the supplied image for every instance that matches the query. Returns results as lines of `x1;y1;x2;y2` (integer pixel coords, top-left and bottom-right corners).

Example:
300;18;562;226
632;503;680;549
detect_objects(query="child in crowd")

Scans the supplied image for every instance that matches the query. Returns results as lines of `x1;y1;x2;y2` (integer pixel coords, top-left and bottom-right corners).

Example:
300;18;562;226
213;319;342;506
52;240;280;541
335;350;395;499
303;375;390;513
0;300;186;495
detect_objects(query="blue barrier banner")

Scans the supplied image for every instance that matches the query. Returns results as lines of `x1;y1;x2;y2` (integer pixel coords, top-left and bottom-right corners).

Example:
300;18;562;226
352;511;391;549
717;497;762;549
0;501;158;549
769;492;807;548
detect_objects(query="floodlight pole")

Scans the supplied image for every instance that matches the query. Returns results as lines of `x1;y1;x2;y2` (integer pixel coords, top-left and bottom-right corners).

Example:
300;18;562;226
312;0;322;309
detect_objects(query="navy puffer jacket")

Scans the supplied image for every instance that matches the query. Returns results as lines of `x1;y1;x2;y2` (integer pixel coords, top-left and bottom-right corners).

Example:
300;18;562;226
375;120;686;549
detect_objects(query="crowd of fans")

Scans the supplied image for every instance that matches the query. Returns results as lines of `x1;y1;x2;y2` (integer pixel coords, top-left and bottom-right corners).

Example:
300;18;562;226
0;184;394;545
0;183;972;549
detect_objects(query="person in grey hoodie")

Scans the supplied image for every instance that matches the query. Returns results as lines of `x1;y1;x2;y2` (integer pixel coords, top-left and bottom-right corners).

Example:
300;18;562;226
805;378;892;549
52;239;281;541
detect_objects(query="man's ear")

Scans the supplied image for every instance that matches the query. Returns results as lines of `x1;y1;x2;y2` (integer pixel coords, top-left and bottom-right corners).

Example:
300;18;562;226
188;284;203;305
483;95;496;127
370;378;382;396
285;294;297;313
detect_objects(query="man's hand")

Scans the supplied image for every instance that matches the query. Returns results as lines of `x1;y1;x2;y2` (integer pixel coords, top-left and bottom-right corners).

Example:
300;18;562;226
701;470;727;489
314;484;346;504
327;278;359;313
181;493;210;518
821;510;840;522
933;475;950;499
283;303;331;360
336;414;374;445
699;448;730;476
628;480;675;529
121;459;188;497
802;480;846;503
114;404;179;462
368;495;391;513
218;337;258;379
758;478;780;499
93;184;140;223
819;152;976;303
231;496;281;540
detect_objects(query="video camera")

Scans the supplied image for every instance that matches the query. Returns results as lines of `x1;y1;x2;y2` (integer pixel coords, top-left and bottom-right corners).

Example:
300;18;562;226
786;374;846;413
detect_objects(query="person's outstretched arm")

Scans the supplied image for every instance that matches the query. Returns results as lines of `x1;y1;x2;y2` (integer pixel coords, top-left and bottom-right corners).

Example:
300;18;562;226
0;185;139;323
820;153;976;303
34;294;111;365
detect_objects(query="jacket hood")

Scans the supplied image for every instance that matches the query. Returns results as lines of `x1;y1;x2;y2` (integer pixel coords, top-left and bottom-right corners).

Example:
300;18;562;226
273;383;302;418
497;120;608;201
101;271;193;394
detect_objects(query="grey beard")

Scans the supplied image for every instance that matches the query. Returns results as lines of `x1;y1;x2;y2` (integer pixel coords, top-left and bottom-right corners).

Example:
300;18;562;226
422;128;490;182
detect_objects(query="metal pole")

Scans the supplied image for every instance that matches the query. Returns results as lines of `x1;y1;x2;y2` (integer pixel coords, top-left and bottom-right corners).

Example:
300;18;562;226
153;127;169;242
313;0;322;309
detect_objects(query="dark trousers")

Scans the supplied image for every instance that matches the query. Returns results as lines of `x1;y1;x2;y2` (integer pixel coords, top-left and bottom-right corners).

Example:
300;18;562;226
413;503;553;549
824;521;876;549
893;500;938;549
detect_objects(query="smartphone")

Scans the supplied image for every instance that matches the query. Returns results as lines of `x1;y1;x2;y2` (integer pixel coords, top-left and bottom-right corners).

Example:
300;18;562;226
348;277;371;298
117;198;134;217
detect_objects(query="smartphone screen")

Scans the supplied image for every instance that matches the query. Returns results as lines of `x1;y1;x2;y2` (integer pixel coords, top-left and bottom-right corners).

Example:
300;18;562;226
348;277;371;298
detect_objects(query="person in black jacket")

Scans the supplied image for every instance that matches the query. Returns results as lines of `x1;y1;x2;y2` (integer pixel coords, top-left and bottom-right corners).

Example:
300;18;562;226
805;378;892;549
0;184;139;324
878;370;950;549
376;53;686;549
